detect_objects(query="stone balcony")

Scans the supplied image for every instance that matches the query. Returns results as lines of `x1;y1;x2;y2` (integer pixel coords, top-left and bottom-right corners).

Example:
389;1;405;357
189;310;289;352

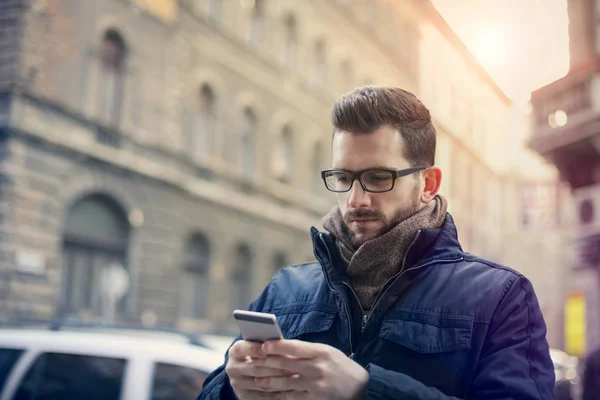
530;58;600;156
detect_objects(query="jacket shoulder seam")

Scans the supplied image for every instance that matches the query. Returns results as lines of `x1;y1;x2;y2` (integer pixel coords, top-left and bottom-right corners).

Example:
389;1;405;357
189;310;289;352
463;255;523;277
520;277;545;400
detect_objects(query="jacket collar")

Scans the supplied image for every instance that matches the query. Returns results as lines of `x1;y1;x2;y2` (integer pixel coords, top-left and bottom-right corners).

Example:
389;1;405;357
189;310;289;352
311;213;464;286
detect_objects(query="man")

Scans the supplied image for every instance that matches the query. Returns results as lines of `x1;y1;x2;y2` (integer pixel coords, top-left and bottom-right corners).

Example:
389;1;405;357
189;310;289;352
197;87;554;399
583;347;600;400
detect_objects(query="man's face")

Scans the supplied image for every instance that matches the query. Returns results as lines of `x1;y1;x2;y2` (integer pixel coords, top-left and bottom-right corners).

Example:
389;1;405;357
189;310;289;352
332;125;423;247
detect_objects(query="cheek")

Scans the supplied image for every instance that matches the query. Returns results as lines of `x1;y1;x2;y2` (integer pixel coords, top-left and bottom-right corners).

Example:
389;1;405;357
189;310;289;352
336;194;348;211
377;187;413;216
395;180;420;201
375;193;397;214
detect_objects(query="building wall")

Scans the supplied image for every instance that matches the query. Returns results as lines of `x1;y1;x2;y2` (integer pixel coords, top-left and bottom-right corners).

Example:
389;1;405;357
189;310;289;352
0;0;569;340
1;0;424;330
419;4;571;348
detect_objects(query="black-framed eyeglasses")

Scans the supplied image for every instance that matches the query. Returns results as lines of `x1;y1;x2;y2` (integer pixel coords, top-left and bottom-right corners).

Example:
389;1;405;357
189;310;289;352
321;166;427;193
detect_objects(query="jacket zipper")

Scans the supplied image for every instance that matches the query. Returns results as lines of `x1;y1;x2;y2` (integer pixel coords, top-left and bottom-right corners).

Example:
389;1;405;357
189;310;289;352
317;235;354;356
363;230;422;327
345;231;423;334
317;233;463;357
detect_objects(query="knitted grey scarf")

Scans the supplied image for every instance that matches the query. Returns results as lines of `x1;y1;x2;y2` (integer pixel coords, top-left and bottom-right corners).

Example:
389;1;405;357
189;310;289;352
322;195;448;310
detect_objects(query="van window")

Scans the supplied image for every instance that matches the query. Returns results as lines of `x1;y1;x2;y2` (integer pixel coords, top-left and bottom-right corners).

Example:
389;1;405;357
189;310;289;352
0;348;24;392
150;362;208;400
11;352;126;400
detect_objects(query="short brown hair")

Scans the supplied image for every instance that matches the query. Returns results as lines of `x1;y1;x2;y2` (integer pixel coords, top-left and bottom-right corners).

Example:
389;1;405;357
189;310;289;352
330;86;436;167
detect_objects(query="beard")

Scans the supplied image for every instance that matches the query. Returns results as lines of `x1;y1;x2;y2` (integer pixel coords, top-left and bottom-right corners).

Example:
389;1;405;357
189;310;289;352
342;184;421;248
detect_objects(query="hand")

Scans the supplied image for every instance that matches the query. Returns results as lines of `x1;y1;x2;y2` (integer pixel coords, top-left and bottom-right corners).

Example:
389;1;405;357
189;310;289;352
226;340;295;400
251;340;369;400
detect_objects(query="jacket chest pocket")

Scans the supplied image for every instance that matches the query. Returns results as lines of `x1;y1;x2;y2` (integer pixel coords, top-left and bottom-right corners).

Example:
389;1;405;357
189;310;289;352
274;306;339;346
373;311;474;396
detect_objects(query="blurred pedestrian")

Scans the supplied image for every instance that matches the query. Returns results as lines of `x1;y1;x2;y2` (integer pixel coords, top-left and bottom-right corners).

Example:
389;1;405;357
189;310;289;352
197;87;554;400
583;347;600;400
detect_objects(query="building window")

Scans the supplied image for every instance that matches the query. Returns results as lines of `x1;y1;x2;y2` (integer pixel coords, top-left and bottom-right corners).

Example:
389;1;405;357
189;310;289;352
466;99;473;138
13;353;126;399
240;107;257;178
272;252;288;277
579;199;594;224
272;124;293;183
450;85;458;118
340;60;353;91
312;142;324;195
310;39;327;87
188;84;217;160
208;0;222;21
181;233;210;320
246;0;265;46
61;194;130;318
229;244;253;311
98;29;127;126
282;14;297;70
450;148;461;199
402;22;420;74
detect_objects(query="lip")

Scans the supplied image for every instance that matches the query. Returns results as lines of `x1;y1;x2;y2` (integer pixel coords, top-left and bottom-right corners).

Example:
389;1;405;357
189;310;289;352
350;218;378;225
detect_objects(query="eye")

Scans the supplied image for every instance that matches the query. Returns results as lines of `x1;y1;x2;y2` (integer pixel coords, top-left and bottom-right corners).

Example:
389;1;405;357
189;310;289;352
370;174;390;181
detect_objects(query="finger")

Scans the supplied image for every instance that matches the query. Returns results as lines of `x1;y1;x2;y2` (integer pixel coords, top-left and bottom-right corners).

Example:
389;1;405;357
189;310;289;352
252;355;316;377
229;340;266;359
232;376;298;393
255;374;310;392
282;391;313;400
227;358;290;378
263;339;325;358
230;376;263;391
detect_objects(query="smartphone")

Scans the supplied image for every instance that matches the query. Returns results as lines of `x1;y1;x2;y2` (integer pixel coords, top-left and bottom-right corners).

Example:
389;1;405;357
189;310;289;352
233;310;284;343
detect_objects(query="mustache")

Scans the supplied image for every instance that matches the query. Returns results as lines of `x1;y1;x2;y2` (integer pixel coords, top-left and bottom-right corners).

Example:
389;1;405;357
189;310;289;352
344;208;384;222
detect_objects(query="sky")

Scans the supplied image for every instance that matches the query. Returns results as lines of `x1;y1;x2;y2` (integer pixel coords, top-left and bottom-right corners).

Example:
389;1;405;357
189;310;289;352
432;0;570;106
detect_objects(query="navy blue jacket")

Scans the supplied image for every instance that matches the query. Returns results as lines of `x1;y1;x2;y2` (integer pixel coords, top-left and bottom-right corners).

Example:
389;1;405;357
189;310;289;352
197;214;555;399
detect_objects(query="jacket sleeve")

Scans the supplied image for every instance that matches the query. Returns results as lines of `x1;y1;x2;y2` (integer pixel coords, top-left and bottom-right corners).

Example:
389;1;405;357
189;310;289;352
196;281;275;400
364;276;555;400
196;339;239;400
583;351;600;400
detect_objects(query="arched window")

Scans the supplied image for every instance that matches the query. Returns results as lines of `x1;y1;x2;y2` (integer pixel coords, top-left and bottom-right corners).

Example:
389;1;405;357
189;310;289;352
282;14;297;70
190;84;217;159
181;233;211;319
98;29;127;125
312;142;325;194
229;243;253;311
247;0;265;46
310;39;327;86
272;124;293;183
240;107;257;178
61;194;130;317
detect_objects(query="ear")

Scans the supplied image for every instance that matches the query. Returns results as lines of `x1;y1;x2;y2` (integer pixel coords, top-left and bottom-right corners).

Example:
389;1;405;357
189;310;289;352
420;166;442;203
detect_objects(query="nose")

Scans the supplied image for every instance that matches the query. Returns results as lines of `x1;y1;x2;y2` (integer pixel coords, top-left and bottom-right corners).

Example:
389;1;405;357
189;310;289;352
347;180;371;208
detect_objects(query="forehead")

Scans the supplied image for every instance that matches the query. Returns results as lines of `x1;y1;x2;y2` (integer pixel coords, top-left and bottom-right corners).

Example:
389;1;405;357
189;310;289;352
332;125;409;170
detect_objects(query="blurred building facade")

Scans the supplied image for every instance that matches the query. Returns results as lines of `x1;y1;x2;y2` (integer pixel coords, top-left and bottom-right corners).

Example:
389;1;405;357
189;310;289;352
419;4;571;349
0;0;567;342
530;0;600;356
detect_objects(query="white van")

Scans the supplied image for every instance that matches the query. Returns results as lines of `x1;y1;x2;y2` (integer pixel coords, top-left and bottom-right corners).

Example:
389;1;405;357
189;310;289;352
0;328;226;400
